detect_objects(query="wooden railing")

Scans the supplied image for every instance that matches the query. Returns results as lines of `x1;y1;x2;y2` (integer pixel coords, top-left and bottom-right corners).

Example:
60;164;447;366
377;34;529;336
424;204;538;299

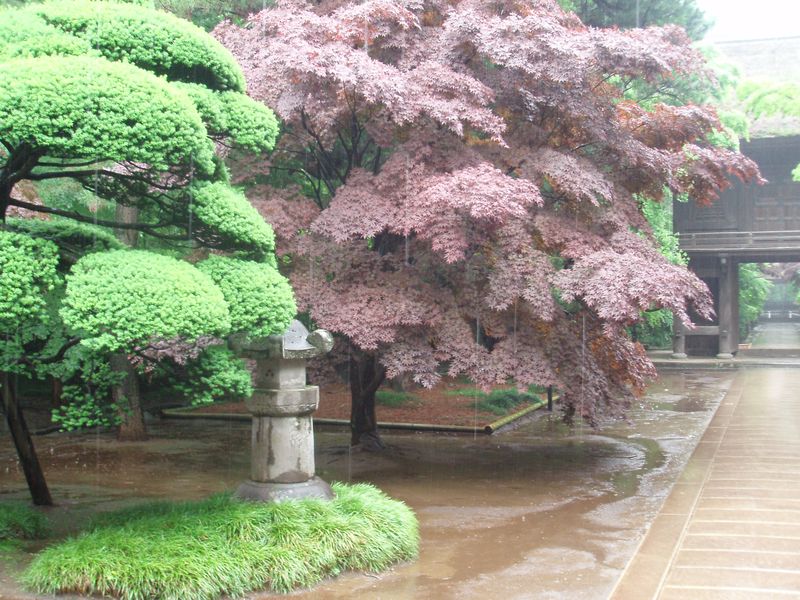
678;230;800;253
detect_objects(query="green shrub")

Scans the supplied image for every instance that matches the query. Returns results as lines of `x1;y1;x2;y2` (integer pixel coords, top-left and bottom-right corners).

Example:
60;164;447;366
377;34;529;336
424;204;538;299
172;345;253;406
446;385;541;416
478;388;538;415
0;503;48;541
375;390;419;408
24;483;419;599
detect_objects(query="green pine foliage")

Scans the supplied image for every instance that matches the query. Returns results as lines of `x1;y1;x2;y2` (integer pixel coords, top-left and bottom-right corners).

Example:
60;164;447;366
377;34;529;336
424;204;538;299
0;230;60;331
19;0;246;91
60;250;231;352
174;82;279;153
0;0;295;510
6;218;124;267
560;0;710;40
190;182;278;259
171;345;253;406
198;255;296;339
0;55;215;173
24;483;419;599
0;7;93;59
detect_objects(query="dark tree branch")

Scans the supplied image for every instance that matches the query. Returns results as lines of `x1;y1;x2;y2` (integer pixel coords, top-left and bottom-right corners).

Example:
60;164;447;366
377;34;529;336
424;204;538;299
36;158;106;168
21;338;82;367
372;146;382;175
8;199;186;240
300;109;345;190
26;168;110;181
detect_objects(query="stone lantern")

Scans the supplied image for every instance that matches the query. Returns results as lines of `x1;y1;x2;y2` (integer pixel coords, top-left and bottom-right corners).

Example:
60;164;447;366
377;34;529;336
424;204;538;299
230;320;334;502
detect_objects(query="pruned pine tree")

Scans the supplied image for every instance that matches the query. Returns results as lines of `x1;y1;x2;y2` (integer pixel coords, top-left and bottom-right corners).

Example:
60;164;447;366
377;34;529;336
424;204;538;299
0;0;294;504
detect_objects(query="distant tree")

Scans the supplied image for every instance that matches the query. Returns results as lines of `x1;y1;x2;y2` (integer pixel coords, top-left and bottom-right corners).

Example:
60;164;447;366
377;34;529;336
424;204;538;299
738;264;772;339
155;0;266;30
216;0;759;448
560;0;710;40
740;82;800;179
0;0;294;504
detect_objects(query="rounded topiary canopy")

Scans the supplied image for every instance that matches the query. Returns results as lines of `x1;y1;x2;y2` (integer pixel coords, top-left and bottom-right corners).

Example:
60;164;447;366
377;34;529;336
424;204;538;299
190;182;278;259
0;8;92;60
198;255;296;339
0;230;60;331
174;82;279;154
9;0;245;91
7;219;124;268
61;250;231;352
0;55;215;173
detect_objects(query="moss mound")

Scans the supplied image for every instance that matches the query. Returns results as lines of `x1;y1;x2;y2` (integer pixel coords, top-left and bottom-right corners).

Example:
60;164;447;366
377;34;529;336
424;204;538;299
23;483;418;599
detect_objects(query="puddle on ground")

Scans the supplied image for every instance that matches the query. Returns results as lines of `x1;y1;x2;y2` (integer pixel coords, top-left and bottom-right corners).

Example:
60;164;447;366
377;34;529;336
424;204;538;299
0;371;735;600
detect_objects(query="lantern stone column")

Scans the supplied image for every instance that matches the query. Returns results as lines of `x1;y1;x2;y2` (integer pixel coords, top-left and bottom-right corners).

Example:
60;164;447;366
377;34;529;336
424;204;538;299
230;320;334;503
672;316;688;359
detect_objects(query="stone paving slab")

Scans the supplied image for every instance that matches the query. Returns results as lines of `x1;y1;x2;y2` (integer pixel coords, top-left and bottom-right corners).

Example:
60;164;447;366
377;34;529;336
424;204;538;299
610;369;800;600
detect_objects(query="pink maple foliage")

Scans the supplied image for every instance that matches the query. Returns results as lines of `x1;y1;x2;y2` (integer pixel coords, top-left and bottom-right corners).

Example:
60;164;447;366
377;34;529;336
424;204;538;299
216;0;759;442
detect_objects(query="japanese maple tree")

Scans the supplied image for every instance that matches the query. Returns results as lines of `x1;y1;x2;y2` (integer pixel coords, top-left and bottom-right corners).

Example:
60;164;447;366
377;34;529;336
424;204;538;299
216;0;759;447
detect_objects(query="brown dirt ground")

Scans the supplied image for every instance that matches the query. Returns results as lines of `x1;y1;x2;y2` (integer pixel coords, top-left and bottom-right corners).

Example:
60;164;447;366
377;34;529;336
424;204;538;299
193;379;540;427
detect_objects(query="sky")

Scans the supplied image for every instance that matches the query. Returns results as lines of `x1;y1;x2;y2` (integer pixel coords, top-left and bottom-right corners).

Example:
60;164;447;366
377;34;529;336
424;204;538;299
696;0;800;41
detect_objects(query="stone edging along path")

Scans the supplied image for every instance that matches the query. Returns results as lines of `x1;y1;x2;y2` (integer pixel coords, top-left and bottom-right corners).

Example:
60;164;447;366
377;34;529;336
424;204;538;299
162;397;550;435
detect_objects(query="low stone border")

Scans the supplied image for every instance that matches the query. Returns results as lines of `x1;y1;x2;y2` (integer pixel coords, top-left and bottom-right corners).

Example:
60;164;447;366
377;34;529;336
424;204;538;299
161;399;548;435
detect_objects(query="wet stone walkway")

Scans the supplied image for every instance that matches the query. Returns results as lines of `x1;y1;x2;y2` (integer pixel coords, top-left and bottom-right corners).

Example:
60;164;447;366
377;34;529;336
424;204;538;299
611;368;800;600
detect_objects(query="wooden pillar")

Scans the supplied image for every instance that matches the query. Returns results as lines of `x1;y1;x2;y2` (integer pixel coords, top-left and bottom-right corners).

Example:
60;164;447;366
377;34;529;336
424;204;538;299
717;255;736;358
732;263;740;350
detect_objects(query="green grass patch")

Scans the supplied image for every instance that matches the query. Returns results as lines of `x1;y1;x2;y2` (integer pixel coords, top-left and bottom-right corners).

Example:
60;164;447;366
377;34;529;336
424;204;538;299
24;483;418;599
446;385;543;416
0;502;48;541
0;539;23;555
375;389;419;408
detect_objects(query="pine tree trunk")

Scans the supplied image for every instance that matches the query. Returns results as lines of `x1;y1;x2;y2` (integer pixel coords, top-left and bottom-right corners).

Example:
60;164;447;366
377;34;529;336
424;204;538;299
115;204;140;247
110;354;147;441
2;371;53;506
111;205;147;441
51;376;63;407
349;351;386;450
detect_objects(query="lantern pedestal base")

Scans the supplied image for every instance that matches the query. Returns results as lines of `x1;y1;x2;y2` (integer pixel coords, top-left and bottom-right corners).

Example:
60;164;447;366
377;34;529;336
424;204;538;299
235;477;334;503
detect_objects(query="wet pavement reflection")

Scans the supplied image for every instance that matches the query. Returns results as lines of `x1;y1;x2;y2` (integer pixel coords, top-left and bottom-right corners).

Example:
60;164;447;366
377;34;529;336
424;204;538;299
0;371;734;599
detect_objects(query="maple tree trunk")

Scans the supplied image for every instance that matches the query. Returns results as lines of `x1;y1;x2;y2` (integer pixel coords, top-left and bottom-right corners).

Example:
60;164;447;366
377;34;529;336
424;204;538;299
349;351;386;450
111;354;147;441
2;371;53;506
